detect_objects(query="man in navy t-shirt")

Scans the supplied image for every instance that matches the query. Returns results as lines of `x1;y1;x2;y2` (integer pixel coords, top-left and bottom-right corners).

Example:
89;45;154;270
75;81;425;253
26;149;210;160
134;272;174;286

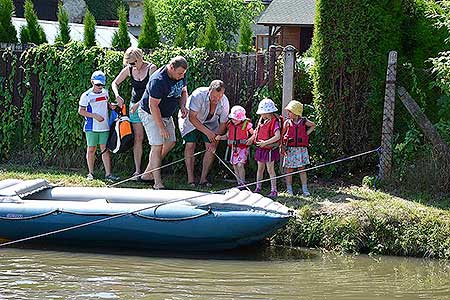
138;56;188;189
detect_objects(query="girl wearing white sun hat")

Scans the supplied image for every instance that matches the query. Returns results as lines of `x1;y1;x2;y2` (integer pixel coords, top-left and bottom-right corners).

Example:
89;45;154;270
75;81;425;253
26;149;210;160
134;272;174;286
252;98;281;198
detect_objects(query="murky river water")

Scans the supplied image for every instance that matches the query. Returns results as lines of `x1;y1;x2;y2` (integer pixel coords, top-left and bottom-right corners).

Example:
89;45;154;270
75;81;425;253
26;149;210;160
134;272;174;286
1;246;449;300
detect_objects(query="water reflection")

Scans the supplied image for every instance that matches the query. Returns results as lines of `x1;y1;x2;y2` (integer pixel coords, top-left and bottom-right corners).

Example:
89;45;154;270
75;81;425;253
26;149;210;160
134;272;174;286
0;246;449;300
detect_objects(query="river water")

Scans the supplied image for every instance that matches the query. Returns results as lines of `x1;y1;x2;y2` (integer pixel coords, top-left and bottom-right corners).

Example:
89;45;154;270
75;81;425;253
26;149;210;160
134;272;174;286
1;246;449;300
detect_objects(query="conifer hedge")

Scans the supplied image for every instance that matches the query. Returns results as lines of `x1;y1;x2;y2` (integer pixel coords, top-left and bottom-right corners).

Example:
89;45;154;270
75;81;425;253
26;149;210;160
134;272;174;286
311;0;448;168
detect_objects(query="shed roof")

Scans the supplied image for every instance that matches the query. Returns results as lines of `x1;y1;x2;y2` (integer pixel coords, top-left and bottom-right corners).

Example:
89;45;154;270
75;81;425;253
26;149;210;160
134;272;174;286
257;0;315;26
12;17;138;48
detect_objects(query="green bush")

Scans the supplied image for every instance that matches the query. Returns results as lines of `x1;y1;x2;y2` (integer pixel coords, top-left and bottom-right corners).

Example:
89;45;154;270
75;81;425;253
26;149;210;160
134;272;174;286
111;6;131;50
153;0;263;48
55;4;71;44
138;0;159;49
196;13;226;51
0;0;18;43
19;0;47;45
83;9;96;48
173;25;187;48
237;17;253;53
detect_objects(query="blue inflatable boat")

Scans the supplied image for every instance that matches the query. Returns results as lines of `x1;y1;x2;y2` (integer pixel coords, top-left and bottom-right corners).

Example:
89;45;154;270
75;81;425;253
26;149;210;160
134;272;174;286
0;179;293;251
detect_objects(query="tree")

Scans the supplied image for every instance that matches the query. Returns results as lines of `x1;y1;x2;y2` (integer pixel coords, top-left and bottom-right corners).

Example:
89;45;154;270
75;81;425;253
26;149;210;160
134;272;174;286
196;13;225;51
153;0;263;48
138;0;159;49
83;8;96;47
238;17;253;53
173;25;186;48
0;0;18;43
429;0;450;96
112;5;131;49
55;3;71;44
20;0;47;45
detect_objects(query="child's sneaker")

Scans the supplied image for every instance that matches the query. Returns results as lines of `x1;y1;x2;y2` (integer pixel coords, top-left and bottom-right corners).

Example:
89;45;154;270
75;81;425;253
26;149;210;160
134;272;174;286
286;189;294;196
254;187;262;193
86;173;94;181
268;190;278;198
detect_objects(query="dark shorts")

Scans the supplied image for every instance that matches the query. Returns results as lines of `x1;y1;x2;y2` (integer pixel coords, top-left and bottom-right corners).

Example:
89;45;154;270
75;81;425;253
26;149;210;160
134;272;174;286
183;129;210;143
255;147;280;162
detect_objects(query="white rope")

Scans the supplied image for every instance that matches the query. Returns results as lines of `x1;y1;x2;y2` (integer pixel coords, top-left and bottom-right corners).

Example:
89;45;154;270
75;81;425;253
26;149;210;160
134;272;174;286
238;147;381;190
108;150;207;187
214;152;252;192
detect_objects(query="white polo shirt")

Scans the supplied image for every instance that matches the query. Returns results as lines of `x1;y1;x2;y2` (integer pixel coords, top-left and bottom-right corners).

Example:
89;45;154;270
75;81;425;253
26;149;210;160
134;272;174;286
179;87;230;137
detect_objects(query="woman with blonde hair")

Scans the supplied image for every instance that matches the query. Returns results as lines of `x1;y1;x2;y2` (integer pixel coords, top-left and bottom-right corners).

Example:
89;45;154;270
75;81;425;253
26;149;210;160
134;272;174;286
112;47;157;182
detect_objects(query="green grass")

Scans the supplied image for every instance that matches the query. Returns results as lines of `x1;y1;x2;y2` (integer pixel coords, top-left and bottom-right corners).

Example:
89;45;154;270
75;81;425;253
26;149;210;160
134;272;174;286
1;163;450;259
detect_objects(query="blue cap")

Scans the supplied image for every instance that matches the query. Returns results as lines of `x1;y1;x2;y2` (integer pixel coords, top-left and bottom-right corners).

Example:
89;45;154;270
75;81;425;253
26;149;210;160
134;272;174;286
91;70;106;85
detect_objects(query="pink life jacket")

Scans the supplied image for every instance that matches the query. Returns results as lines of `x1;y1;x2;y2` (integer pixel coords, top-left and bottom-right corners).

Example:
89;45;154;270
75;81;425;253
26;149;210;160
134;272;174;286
227;119;251;148
283;118;309;147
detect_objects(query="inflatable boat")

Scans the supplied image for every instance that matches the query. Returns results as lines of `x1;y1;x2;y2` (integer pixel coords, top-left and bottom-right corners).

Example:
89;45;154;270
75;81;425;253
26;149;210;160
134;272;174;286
0;179;293;251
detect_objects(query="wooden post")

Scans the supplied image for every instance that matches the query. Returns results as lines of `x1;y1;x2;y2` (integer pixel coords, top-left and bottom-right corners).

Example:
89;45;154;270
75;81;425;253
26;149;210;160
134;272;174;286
256;51;265;87
268;45;277;91
397;86;450;155
282;45;296;116
397;86;450;192
379;51;397;179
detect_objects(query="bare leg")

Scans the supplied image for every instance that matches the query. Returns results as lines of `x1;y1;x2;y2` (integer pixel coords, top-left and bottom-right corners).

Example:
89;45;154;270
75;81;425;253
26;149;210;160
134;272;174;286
266;161;277;191
299;167;307;185
256;161;266;189
86;146;96;175
237;163;246;184
200;142;216;184
132;122;144;174
161;141;175;160
99;144;112;176
149;144;164;188
232;164;240;184
185;142;196;184
286;168;294;186
141;141;175;181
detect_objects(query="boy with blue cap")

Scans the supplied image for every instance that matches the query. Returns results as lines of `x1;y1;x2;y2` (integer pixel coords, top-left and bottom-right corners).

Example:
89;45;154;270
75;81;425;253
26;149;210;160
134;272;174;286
78;70;119;182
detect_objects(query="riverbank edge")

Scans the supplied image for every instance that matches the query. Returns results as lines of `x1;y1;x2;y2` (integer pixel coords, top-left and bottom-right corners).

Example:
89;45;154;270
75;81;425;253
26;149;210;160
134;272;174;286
273;187;450;259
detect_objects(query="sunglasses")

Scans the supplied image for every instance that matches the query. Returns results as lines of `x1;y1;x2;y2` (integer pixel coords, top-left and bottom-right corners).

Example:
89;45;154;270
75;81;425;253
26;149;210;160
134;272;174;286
94;83;104;87
128;61;137;66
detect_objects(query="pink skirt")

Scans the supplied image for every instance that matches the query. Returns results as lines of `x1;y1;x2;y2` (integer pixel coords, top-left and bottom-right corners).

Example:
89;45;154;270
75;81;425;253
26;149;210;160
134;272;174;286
230;147;249;165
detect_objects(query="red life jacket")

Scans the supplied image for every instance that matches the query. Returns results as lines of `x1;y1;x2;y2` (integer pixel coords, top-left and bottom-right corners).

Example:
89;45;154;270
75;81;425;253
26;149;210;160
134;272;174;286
256;116;281;149
283;118;309;147
227;119;250;148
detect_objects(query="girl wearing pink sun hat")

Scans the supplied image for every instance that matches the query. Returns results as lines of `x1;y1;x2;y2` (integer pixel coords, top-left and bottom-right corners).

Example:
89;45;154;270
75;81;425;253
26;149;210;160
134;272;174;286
216;105;254;187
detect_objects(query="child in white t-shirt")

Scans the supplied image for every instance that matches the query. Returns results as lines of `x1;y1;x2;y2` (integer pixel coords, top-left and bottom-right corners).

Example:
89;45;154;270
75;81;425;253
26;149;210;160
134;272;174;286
78;70;119;182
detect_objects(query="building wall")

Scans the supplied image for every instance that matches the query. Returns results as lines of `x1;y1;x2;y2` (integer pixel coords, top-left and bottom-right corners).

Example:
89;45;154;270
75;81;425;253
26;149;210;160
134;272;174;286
280;26;301;50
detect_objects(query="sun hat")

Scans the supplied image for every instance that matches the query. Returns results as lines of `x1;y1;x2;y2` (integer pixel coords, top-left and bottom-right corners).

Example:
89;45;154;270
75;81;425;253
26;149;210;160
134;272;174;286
229;105;247;121
91;70;106;85
285;100;303;116
256;98;278;115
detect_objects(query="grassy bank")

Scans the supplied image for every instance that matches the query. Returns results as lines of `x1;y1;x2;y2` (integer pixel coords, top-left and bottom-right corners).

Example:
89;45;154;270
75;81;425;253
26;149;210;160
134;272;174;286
1;164;449;259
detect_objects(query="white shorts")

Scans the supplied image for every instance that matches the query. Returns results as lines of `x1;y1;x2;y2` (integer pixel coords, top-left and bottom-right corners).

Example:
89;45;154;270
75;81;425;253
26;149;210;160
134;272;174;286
138;107;176;145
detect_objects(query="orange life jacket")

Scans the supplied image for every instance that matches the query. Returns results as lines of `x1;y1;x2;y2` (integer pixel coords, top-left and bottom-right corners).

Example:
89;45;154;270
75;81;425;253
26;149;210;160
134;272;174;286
283;118;309;147
227;119;250;148
255;116;281;150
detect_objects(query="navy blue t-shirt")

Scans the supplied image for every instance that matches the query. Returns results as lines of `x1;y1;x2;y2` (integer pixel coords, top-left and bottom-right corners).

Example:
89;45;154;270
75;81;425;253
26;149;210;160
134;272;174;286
140;66;187;118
